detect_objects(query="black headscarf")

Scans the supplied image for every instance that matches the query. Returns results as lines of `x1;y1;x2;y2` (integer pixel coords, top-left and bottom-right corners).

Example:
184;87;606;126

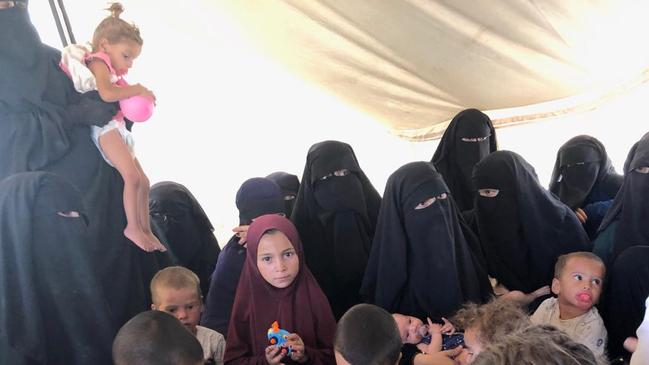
291;140;381;319
472;151;591;293
0;4;117;176
266;171;300;217
201;177;285;337
149;181;221;297
598;132;649;262
432;109;497;212
549;135;622;210
0;172;115;364
361;162;492;319
601;246;649;361
0;4;165;330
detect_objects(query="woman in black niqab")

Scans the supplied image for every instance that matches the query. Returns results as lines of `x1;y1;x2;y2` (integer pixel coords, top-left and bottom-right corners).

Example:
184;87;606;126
431;109;497;212
266;171;300;217
0;172;115;364
594;132;649;266
361;162;492;320
472;151;590;294
291;140;381;319
149;181;221;297
201;177;285;337
549;135;623;238
601;246;649;361
2;2;159;330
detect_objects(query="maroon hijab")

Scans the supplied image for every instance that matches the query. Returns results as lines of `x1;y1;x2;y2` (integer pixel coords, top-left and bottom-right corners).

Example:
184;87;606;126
224;214;336;365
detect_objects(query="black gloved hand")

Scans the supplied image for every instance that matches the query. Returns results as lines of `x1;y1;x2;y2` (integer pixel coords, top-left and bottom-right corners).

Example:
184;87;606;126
65;90;118;127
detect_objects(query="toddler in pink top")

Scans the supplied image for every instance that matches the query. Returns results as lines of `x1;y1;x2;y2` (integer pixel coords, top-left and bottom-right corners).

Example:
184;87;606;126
59;2;164;252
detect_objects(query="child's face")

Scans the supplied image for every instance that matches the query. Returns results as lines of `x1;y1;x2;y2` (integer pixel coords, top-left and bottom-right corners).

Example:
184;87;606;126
101;38;142;76
552;257;605;315
391;313;425;344
256;231;299;288
151;287;202;335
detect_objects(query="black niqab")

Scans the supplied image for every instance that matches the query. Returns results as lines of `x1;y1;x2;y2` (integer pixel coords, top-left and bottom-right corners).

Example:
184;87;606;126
598;132;649;261
0;5;166;330
549;135;622;210
473;151;590;292
601;246;649;361
361;162;492;319
432;109;497;212
201;177;285;337
149;181;221;297
291;140;381;319
0;172;115;364
266;171;300;217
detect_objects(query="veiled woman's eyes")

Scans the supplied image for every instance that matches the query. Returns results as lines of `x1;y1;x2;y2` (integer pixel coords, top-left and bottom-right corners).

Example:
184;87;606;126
414;193;447;210
57;211;80;218
461;135;490;142
320;169;350;180
478;188;500;198
635;167;649;174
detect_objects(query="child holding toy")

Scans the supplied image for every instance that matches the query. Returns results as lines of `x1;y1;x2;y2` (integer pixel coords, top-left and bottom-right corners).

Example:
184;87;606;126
223;214;336;365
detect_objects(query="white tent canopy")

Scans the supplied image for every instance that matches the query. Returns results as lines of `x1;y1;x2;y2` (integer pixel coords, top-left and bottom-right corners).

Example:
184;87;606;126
220;0;649;139
29;1;649;243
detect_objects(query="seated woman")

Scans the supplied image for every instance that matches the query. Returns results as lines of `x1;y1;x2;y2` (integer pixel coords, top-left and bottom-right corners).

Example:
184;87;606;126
361;161;492;321
549;135;623;239
594;132;649;267
0;172;115;364
431;108;497;213
291;140;381;319
472;151;591;305
149;181;221;297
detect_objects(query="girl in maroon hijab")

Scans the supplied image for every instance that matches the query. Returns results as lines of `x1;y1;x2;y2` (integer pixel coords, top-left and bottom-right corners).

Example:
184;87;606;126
224;214;336;365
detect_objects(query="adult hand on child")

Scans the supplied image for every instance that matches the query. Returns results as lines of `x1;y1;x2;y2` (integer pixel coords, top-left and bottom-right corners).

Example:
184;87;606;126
232;225;249;246
264;345;285;365
286;333;309;363
65;90;118;126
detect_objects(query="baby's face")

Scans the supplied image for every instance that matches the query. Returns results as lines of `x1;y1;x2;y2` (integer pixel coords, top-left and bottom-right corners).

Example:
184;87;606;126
152;287;202;334
392;313;425;344
552;257;605;315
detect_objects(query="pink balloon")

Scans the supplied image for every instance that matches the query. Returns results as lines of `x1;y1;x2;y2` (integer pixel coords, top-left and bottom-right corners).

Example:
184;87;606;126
119;95;154;122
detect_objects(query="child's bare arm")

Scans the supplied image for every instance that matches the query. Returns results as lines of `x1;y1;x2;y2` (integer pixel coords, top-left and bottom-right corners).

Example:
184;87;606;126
88;59;153;102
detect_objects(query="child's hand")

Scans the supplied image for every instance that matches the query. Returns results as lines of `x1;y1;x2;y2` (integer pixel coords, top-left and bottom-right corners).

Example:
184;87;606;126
286;333;309;363
134;83;156;103
439;317;455;335
264;345;285;365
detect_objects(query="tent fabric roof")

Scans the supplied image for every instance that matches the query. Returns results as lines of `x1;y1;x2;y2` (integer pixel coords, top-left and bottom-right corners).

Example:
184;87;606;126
221;0;649;140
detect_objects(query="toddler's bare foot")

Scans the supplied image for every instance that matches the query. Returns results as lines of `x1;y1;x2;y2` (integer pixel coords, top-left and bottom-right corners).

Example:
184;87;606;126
147;231;167;252
124;226;155;252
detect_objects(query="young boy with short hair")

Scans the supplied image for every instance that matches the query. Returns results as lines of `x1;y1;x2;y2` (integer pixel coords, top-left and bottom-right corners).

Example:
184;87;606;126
530;251;607;358
112;310;204;365
151;266;226;365
334;304;403;365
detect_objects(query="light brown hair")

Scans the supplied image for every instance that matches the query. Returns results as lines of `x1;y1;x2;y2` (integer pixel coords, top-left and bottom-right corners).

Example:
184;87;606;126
472;324;604;365
452;300;531;346
150;266;201;305
92;2;142;51
554;252;605;278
